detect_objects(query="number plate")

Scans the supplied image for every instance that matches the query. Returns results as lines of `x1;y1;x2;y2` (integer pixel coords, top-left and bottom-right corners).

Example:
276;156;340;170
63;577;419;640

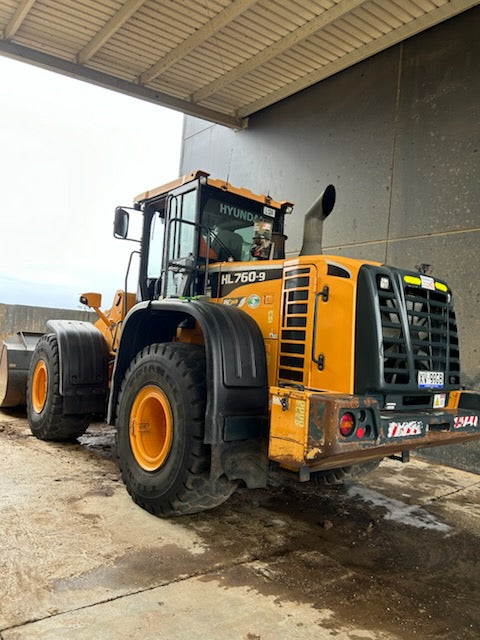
418;371;444;389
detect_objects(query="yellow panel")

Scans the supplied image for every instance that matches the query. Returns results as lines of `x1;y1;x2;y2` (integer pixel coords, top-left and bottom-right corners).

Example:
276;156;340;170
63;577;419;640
308;256;375;394
268;389;309;466
310;273;356;394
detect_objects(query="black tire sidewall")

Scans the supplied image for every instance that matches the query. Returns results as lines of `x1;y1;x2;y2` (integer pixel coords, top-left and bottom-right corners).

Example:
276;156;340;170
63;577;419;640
116;345;202;505
27;334;90;441
27;335;60;436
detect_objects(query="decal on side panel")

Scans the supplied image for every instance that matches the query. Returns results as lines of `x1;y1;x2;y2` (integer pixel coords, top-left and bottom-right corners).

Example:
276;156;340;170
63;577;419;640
210;267;283;297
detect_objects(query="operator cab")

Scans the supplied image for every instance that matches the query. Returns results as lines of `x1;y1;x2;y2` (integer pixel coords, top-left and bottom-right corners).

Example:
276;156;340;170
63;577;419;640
115;170;293;301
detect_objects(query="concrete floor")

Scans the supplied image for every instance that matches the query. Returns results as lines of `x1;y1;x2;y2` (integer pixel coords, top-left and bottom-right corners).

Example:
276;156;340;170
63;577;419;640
1;410;480;640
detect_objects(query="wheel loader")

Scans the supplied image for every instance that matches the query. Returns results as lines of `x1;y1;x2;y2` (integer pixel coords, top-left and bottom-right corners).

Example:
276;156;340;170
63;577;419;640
2;169;480;516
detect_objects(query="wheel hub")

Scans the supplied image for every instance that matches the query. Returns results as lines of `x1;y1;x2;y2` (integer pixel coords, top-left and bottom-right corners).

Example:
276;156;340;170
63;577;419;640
129;385;173;471
32;360;48;414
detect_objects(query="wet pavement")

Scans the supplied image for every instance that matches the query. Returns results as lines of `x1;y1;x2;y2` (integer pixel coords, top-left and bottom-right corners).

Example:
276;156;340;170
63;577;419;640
1;410;480;639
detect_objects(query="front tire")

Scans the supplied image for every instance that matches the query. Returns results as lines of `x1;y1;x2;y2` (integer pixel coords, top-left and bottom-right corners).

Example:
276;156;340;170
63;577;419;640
27;334;90;441
116;342;235;516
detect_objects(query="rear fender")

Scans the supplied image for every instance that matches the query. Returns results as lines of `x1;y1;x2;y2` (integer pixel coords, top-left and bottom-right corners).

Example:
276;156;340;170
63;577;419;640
46;320;109;414
107;300;269;445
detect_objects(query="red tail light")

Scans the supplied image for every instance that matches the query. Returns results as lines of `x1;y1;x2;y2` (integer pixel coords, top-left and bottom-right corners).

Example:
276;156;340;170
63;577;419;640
339;412;355;437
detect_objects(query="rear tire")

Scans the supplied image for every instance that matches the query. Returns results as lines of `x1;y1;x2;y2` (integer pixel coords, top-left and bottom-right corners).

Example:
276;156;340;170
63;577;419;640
27;334;90;441
312;459;382;485
115;342;235;516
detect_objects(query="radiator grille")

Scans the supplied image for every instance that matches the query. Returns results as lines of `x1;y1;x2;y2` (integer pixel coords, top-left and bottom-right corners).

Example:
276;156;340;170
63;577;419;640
378;286;409;384
377;276;460;387
405;286;459;380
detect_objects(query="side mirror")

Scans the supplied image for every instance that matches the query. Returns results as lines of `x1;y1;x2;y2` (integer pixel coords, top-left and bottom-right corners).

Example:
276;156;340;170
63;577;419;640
114;207;130;239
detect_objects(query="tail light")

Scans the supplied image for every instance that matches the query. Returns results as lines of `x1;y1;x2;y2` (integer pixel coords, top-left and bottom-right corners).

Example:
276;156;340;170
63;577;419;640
339;412;355;437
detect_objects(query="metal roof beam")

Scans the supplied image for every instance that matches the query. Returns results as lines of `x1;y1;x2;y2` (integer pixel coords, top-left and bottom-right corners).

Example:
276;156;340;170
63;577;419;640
139;0;257;85
191;0;366;104
3;0;36;40
237;0;476;118
77;0;147;64
0;39;247;129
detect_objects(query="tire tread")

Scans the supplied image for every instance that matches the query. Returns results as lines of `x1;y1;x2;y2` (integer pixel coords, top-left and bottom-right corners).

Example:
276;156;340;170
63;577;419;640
312;459;382;486
116;342;235;517
27;334;90;442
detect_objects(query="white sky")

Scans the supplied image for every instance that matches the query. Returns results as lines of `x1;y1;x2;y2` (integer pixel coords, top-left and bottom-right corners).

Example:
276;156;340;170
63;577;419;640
0;56;183;309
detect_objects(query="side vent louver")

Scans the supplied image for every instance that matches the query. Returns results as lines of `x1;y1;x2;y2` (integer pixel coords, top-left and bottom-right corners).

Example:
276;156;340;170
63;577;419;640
279;267;312;385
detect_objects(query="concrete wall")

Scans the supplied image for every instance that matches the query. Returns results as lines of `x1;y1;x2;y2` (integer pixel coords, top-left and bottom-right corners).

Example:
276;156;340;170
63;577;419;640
180;6;480;390
0;303;96;342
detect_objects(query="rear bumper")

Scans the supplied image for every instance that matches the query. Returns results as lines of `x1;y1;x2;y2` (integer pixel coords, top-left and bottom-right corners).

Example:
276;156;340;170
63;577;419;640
268;387;480;474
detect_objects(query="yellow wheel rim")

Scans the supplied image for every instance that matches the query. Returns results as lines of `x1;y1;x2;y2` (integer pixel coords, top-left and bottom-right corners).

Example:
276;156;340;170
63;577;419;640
32;360;48;414
129;385;173;471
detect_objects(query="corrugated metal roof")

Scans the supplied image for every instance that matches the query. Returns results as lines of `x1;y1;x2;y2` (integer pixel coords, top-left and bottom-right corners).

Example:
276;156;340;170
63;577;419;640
0;0;478;128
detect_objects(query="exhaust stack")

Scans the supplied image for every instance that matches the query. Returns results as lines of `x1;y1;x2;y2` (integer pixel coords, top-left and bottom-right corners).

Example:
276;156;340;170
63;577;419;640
299;184;336;256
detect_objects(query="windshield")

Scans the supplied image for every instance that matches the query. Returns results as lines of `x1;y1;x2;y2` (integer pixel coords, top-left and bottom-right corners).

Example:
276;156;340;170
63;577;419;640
201;190;277;262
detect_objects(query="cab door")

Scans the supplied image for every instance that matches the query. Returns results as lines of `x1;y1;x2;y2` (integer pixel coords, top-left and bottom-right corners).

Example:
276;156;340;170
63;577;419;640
309;262;357;394
163;187;200;297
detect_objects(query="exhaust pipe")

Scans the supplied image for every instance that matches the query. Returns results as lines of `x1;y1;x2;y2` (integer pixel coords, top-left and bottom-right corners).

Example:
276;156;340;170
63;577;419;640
299;184;336;256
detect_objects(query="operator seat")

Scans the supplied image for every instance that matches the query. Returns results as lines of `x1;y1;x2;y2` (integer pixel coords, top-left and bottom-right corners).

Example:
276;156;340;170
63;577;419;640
212;229;243;261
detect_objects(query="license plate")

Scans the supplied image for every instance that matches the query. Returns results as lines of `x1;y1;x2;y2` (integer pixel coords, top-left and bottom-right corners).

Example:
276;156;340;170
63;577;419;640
418;371;444;389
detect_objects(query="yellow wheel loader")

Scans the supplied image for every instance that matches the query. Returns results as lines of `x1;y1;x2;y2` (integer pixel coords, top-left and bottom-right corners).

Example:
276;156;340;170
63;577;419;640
2;169;480;516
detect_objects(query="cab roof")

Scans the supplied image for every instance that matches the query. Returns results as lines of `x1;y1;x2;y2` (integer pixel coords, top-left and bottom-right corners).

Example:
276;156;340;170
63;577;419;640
134;170;293;211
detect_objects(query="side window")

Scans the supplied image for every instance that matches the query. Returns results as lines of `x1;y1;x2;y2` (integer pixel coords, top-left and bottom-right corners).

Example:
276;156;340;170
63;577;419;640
169;190;196;261
147;212;165;279
182;190;196;222
166;190;198;296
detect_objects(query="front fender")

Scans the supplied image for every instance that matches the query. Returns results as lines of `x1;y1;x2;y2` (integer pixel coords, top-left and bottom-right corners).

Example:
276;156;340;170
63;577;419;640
107;300;268;444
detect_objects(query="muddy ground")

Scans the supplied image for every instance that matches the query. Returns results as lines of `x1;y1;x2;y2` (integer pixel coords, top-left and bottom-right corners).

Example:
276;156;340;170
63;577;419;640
1;409;480;639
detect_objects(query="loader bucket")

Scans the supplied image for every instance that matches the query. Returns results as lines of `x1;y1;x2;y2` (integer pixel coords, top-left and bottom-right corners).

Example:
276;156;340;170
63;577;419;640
0;332;43;408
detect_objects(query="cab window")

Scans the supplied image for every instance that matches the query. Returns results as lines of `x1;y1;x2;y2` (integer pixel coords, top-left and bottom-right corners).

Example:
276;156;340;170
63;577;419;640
147;211;165;279
166;189;198;295
202;195;274;262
